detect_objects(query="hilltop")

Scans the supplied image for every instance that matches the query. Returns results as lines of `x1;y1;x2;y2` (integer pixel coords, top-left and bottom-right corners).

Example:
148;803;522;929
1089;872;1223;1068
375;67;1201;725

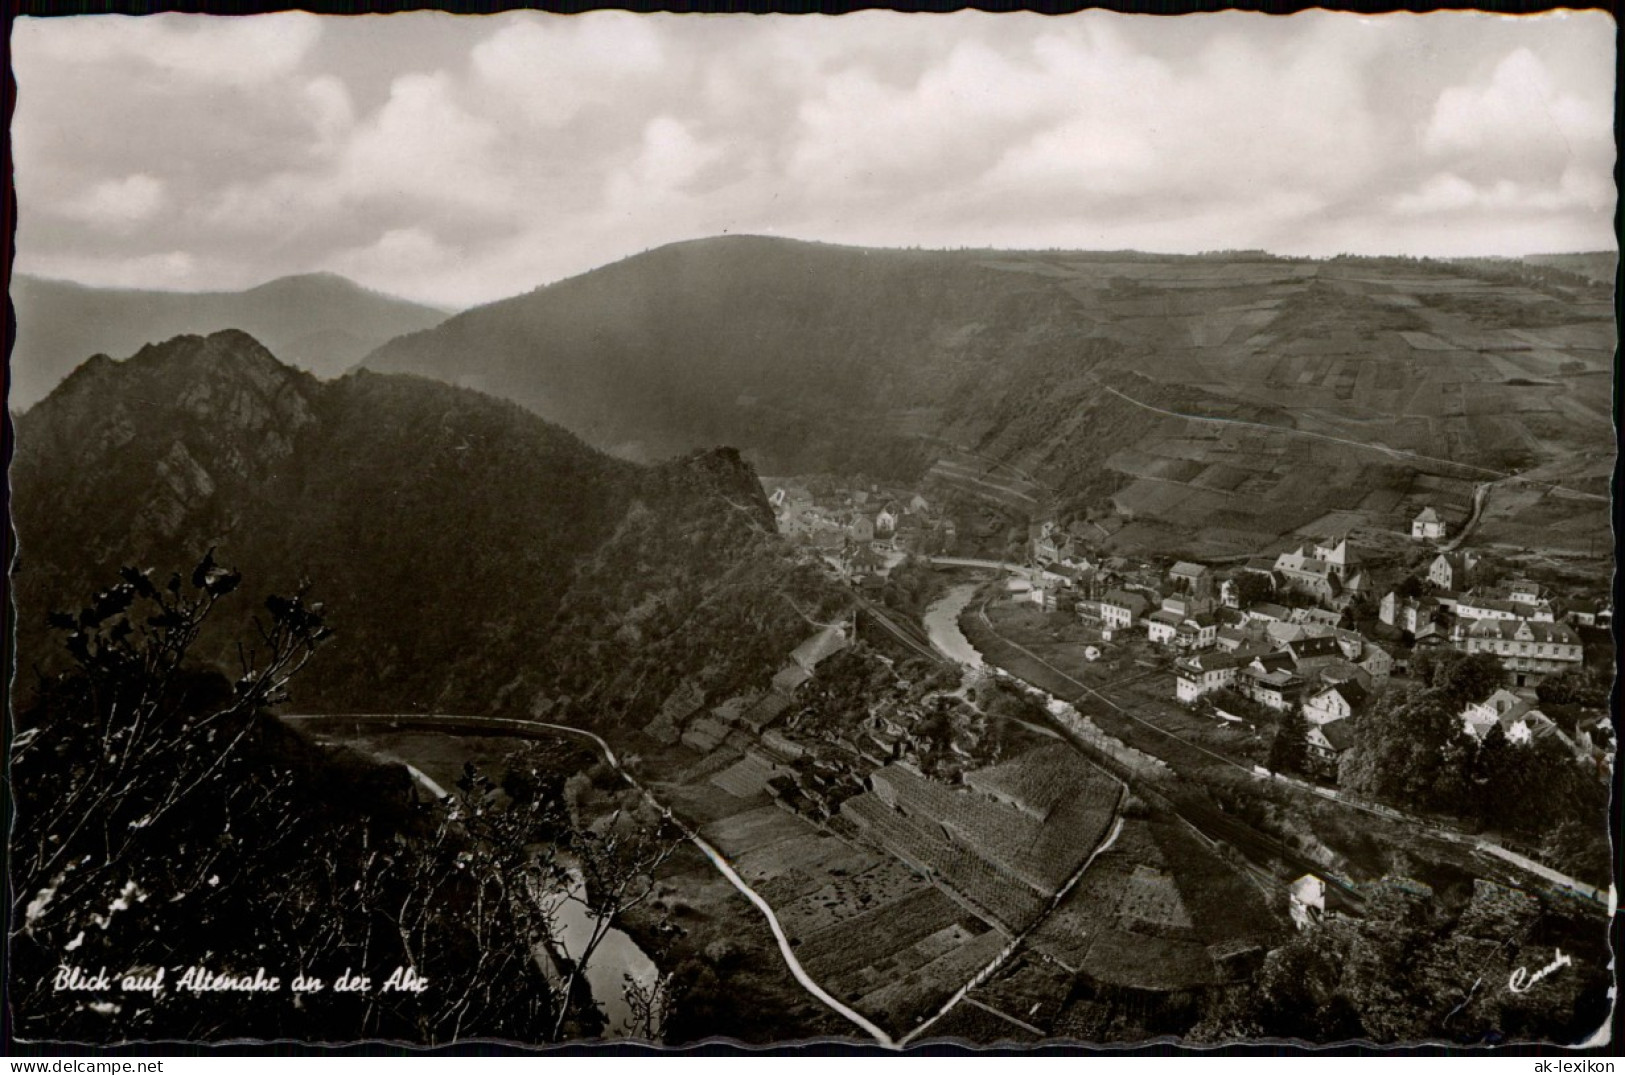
12;330;840;715
362;236;1615;561
8;271;450;410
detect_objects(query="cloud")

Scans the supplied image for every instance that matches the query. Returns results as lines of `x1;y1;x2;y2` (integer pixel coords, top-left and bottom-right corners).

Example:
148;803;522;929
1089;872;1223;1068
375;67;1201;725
15;12;322;87
26;249;200;290
60;173;167;229
1424;48;1608;156
604;116;726;211
469;13;668;129
1394;165;1614;217
9;11;1618;307
327;227;466;302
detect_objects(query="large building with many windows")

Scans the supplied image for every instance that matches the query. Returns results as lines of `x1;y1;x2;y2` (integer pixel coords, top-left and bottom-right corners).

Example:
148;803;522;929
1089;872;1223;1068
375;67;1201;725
1461;618;1583;686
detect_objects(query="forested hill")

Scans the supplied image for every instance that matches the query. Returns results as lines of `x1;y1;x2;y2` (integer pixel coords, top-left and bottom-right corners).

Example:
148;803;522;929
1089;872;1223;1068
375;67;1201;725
12;330;836;716
9;271;450;410
361;235;1615;560
362;235;1099;474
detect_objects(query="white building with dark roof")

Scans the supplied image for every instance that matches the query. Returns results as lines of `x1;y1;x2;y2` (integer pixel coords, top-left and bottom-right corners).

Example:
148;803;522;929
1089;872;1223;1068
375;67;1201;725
1462;618;1583;686
1412;506;1446;541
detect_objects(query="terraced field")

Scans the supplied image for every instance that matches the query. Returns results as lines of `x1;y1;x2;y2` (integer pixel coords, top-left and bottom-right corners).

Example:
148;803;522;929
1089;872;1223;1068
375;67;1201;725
654;737;1125;1039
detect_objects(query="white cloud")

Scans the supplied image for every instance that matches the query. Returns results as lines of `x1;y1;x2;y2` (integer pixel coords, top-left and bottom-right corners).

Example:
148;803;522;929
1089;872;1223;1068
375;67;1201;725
9;11;1618;306
303;75;356;153
1395;165;1615;217
341;72;508;209
327;227;465;303
27;249;200;290
470;13;667;129
60;173;166;229
1420;45;1614;192
1424;48;1606;156
604;115;725;210
15;12;322;87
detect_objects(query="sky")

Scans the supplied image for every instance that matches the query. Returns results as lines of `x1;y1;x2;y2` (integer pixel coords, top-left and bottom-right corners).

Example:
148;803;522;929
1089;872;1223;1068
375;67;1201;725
10;10;1617;309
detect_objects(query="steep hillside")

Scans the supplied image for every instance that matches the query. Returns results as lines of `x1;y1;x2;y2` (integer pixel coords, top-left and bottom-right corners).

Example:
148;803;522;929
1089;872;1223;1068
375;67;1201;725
11;331;834;715
8;272;450;409
363;237;1615;559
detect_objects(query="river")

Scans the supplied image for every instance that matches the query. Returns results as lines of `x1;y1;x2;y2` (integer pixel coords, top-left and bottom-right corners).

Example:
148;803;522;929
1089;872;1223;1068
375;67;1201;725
922;582;986;668
545;870;663;1038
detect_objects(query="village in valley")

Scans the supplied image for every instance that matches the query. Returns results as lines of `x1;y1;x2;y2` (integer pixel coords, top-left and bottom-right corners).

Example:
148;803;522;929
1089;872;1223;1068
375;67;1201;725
761;470;1612;788
545;456;1605;1041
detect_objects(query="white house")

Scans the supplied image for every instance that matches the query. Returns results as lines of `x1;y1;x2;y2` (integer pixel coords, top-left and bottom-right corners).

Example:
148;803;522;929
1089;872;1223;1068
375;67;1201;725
1311;537;1353;577
1148;608;1183;645
1101;589;1148;631
1274;547;1338;603
1455;591;1554;625
1412;507;1446;541
1302;682;1369;726
1288;874;1327;930
1460;689;1575;749
1462;618;1584;686
1175;652;1240;703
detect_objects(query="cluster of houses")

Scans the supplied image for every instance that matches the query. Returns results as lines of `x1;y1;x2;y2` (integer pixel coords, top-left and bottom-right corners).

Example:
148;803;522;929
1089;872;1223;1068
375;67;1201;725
1458;687;1614;772
1005;506;1607;775
642;622;855;759
768;480;954;575
1378;557;1595;687
643;608;1006;822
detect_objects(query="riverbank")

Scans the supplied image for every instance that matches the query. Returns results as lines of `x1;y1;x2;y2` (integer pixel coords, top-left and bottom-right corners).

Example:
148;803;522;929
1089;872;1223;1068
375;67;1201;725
298;721;848;1044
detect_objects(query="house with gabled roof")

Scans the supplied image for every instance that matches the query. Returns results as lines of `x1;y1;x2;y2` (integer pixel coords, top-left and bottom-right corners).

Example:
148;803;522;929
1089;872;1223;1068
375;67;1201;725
1176;612;1219;650
1412;506;1446;541
1303;681;1369;725
1169;560;1213;597
1238;653;1304;712
1291;606;1342;630
1101;589;1148;632
1246;602;1293;625
1148;608;1184;645
1567;599;1611;629
1175;651;1241;703
790;624;851;671
1358;642;1394;684
1306;719;1358;769
1460;688;1576;750
1428;551;1478;591
1274;547;1339;603
1285;634;1343;673
1462;618;1583;686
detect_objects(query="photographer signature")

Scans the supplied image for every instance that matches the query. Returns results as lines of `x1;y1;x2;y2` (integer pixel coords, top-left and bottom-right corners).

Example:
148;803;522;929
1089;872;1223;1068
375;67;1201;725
1508;949;1571;994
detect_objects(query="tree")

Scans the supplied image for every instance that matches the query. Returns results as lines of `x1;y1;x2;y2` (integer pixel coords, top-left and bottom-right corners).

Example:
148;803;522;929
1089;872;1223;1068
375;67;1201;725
1268;705;1310;775
1188;875;1611;1045
544;805;683;1041
1413;649;1504;707
1338;689;1470;813
1232;572;1275;608
10;554;680;1045
1535;666;1608;708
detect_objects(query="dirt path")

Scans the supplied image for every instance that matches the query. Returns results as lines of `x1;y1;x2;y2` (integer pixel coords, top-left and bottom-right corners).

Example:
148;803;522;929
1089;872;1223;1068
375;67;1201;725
1095;380;1607;502
282;712;897;1047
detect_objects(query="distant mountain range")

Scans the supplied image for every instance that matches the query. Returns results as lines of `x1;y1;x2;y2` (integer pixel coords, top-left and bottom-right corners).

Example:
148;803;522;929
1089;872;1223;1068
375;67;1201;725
8;272;451;410
13;239;1613;564
361;236;1616;560
12;330;837;716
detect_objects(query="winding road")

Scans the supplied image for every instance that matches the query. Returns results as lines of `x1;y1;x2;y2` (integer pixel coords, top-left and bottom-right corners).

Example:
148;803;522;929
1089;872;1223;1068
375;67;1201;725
281;712;897;1047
